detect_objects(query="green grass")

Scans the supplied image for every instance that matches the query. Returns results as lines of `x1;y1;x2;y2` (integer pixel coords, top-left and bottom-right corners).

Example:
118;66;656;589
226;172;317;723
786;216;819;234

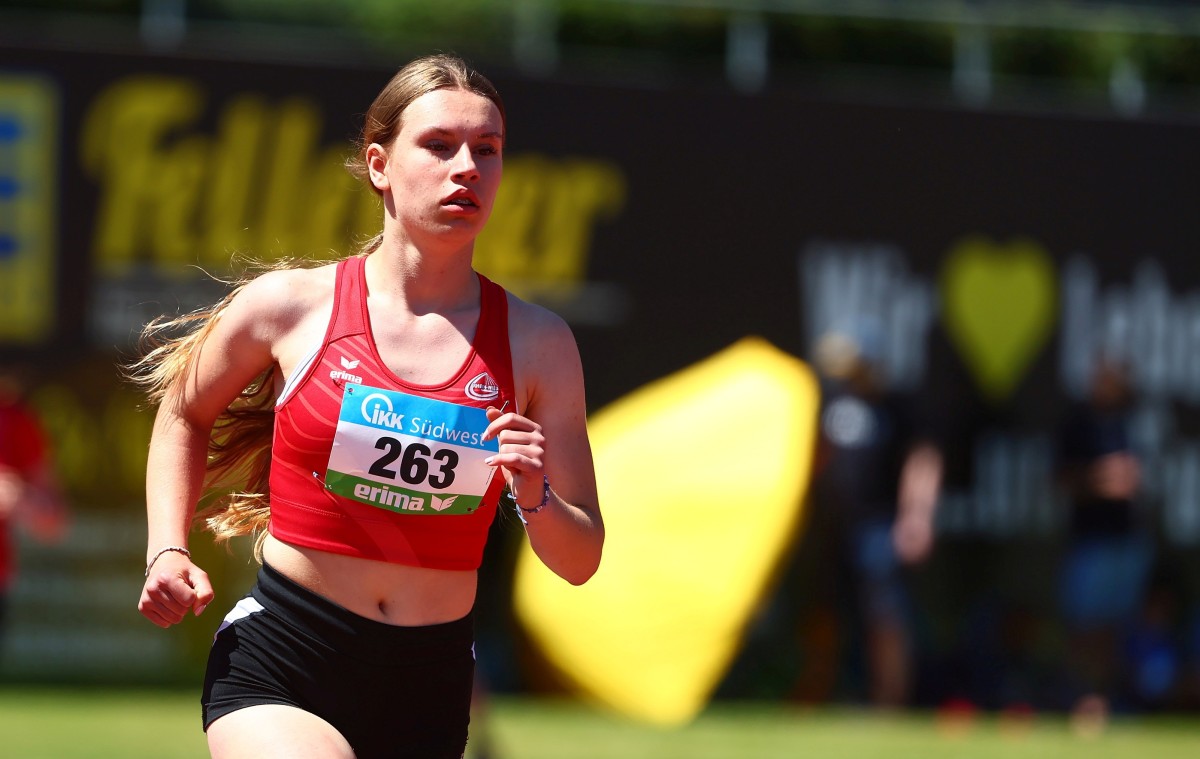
484;700;1200;759
0;687;207;759
1;687;1198;758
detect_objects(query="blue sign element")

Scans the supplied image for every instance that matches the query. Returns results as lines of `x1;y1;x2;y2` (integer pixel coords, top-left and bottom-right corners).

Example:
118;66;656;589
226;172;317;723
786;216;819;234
340;383;499;453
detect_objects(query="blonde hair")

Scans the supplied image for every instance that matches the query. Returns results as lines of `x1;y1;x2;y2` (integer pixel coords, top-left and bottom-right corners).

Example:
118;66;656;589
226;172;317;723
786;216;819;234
128;54;505;561
126;264;285;560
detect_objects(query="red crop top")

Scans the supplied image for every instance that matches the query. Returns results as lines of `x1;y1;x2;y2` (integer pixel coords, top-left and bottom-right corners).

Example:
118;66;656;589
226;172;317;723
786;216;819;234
267;255;515;570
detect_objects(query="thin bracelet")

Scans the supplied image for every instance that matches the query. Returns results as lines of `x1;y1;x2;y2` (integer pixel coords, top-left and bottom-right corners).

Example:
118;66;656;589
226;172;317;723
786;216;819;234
511;475;551;524
145;546;191;577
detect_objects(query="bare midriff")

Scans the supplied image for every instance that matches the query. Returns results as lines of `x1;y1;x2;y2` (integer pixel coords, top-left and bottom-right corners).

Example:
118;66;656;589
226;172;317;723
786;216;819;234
260;534;477;627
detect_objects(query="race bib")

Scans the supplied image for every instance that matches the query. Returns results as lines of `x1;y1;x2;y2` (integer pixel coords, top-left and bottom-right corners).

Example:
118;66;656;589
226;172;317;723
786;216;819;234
324;383;500;515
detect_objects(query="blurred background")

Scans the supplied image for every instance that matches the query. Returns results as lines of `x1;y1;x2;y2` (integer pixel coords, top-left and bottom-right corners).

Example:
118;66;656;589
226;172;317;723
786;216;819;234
2;0;1200;746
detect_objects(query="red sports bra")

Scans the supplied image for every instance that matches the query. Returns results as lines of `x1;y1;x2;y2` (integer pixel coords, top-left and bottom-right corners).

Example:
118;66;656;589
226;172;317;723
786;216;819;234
267;255;515;570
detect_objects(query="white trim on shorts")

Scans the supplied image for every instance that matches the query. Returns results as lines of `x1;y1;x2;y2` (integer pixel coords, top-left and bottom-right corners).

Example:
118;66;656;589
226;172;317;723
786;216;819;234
214;596;265;638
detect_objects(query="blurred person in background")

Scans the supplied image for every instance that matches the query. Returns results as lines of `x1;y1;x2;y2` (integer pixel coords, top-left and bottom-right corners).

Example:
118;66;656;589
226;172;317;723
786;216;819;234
130;54;603;759
1055;355;1151;729
0;363;68;636
808;321;943;708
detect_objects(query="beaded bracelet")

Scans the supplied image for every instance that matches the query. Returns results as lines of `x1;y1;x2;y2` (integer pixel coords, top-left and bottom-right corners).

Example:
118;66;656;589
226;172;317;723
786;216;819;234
145;546;191;577
510;475;551;525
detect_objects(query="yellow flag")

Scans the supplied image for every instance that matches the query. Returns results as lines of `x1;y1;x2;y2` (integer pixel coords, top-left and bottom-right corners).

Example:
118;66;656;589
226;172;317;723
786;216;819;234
514;337;820;725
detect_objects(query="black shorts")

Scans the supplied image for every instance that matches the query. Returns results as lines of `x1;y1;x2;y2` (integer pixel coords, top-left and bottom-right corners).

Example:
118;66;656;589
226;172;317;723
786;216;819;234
202;562;475;759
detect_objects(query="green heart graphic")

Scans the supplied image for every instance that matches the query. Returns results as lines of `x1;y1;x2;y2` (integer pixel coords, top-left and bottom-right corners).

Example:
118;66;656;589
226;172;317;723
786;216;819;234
940;236;1057;401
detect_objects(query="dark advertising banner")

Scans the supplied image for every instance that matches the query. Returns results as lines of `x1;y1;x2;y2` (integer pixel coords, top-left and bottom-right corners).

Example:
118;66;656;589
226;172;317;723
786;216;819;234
2;41;1199;698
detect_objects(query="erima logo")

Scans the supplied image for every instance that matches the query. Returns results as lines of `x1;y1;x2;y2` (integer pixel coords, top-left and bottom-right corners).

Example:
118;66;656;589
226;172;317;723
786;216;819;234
430;495;459;512
360;392;405;430
353;483;425;511
330;355;362;384
465;372;500;401
351;487;464;514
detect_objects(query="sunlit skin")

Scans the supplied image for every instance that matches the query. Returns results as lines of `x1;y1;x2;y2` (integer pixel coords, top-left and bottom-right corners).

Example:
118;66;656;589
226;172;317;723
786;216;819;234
366;89;505;271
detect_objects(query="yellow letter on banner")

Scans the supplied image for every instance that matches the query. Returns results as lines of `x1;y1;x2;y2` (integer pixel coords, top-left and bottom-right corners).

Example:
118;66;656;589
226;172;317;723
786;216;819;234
474;155;625;293
79;76;205;275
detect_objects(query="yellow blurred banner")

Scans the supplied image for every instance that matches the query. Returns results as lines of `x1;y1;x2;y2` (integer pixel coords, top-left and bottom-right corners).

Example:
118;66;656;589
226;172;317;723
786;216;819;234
0;75;59;344
514;337;820;726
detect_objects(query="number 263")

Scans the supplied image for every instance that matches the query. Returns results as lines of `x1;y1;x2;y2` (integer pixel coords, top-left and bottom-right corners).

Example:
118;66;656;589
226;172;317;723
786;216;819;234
368;437;458;489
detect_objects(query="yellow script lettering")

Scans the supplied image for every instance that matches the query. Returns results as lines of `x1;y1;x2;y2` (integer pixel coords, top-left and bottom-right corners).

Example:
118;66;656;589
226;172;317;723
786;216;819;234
476;155;626;290
80;76;379;275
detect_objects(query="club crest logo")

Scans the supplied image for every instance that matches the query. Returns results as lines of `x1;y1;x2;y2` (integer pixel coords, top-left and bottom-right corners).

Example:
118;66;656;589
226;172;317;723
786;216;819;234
465;371;500;401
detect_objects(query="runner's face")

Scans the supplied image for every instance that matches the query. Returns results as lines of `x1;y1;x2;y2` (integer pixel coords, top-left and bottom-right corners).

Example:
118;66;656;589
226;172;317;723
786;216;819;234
372;88;504;243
